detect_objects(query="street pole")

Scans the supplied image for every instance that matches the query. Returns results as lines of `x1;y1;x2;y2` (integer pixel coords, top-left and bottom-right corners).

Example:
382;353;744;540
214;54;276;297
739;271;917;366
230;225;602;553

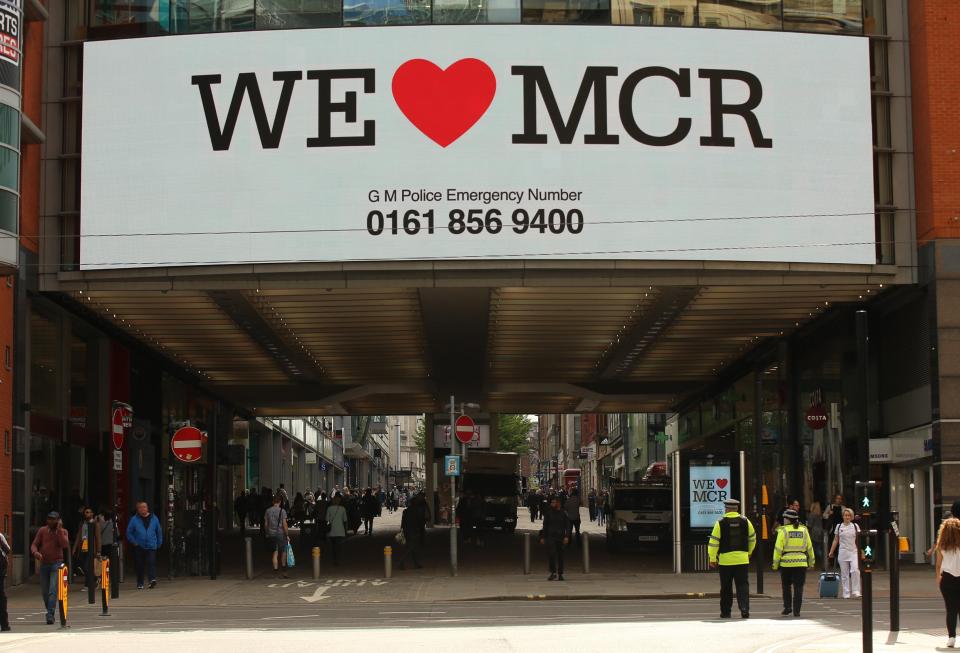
754;371;764;595
889;511;900;632
856;310;872;653
449;394;457;577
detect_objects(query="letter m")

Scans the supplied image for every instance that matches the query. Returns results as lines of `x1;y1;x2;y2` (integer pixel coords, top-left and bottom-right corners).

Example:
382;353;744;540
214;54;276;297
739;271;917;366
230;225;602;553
512;66;618;145
192;72;302;151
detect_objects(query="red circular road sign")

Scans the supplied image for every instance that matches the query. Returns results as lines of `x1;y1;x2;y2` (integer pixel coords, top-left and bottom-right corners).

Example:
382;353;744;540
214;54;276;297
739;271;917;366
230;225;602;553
454;415;476;445
112;408;125;450
171;426;204;463
805;404;829;430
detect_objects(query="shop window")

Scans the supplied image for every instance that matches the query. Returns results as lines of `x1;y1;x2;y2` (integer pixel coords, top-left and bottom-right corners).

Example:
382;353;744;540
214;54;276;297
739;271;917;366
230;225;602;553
433;0;520;24
522;0;610;24
185;0;256;32
783;0;862;35
257;0;341;28
613;0;693;25
698;0;782;30
344;0;430;25
69;333;90;432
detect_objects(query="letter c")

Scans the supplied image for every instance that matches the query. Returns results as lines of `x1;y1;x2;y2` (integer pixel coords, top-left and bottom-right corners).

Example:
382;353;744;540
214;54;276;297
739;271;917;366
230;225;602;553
618;67;692;147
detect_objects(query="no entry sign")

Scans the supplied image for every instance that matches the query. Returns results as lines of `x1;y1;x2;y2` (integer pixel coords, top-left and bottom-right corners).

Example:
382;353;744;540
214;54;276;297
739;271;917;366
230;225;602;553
111;408;125;450
171;426;204;463
454;415;476;445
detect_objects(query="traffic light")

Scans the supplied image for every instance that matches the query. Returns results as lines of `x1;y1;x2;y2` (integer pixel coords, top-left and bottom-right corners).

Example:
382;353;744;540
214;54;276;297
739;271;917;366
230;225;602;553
854;480;878;516
861;540;875;563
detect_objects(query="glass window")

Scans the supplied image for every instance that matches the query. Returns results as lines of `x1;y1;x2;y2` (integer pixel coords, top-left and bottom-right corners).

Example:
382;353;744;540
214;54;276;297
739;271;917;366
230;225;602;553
0;105;18;149
0;147;17;191
613;0;694;26
433;0;520;23
698;0;782;30
344;0;430;25
0;189;14;234
30;310;59;418
522;0;609;24
783;0;862;34
69;333;90;432
257;0;341;28
182;0;255;32
94;0;171;28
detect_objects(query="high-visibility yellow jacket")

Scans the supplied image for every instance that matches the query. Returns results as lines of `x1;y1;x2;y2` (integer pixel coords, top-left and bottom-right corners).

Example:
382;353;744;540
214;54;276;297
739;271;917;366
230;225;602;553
708;512;757;566
773;524;815;569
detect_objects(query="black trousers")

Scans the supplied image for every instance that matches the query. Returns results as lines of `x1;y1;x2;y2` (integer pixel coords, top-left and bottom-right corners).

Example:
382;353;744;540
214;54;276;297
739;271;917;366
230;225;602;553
547;539;565;574
780;567;807;615
941;571;960;638
399;531;422;567
718;564;750;616
0;575;8;630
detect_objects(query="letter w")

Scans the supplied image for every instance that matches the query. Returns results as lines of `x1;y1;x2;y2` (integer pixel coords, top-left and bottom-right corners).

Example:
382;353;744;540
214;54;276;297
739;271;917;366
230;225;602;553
192;72;302;151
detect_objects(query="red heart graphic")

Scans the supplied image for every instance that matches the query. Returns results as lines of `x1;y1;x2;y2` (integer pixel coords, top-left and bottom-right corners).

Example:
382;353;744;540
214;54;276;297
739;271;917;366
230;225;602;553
716;479;728;489
392;58;496;148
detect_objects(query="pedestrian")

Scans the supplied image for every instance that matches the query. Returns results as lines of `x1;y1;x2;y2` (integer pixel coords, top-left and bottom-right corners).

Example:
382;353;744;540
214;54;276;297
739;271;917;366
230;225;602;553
935;517;960;648
823;493;845;553
361;488;379;536
564;490;582;544
708;498;756;619
276;483;290;512
398;493;429;570
807;501;825;568
588;490;597;522
775;497;802;530
97;507;116;558
234;490;248;535
126;501;163;590
30;511;70;625
72;506;99;589
773;508;815;617
0;529;9;631
263;494;290;577
325;494;348;566
540;495;571;581
827;507;861;599
599;491;609;527
526;490;539;522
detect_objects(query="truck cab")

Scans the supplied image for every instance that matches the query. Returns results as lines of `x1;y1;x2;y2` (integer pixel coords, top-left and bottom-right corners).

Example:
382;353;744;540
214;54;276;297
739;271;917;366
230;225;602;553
461;451;520;533
605;480;672;552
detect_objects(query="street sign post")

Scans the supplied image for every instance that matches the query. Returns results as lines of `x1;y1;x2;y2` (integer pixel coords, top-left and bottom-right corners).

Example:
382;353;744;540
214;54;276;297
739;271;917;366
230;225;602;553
171;426;204;463
454;415;476;445
855;479;878;653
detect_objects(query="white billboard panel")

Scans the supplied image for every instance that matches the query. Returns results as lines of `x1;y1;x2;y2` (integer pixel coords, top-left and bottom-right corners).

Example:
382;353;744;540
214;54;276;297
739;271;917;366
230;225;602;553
80;26;875;269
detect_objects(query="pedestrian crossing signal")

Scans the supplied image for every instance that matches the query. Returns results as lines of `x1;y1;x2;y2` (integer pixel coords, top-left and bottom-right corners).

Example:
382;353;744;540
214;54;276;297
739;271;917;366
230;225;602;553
854;480;878;516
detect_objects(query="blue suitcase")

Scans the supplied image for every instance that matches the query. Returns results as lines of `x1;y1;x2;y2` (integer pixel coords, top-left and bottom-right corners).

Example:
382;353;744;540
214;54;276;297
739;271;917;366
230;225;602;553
819;571;840;598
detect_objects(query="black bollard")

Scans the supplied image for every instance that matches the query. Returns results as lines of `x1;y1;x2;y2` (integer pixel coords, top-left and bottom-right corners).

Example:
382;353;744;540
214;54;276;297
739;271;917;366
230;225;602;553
889;513;900;632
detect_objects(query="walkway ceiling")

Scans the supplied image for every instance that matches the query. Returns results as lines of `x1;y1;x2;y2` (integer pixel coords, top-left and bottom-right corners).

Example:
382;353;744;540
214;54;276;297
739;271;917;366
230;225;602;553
58;261;898;416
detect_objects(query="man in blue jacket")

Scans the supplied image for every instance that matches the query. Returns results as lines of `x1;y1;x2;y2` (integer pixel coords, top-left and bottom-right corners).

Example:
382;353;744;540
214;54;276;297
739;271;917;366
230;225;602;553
126;501;163;590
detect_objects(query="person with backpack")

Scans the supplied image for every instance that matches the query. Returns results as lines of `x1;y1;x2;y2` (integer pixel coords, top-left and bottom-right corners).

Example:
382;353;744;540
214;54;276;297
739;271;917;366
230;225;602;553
263;494;290;578
772;508;816;617
0;530;10;631
827;507;861;598
325;494;348;566
935;517;960;648
708;498;757;619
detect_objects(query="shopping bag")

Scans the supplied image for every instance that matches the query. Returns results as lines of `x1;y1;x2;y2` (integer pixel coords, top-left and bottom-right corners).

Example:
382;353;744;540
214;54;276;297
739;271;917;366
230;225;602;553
395;530;406;546
285;540;296;568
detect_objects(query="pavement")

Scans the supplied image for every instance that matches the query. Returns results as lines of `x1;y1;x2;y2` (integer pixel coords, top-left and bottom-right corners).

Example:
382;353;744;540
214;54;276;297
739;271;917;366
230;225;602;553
6;508;940;607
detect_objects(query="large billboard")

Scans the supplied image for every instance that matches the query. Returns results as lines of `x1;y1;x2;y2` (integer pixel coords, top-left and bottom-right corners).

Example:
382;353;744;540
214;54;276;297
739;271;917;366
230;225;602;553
80;26;874;270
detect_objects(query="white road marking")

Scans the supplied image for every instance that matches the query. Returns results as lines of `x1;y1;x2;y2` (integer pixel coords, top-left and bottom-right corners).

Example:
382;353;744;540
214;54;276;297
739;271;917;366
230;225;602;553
379;611;446;615
300;585;330;603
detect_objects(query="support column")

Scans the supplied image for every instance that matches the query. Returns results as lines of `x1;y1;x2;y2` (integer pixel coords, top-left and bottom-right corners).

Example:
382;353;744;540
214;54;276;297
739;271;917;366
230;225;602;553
424;414;436;524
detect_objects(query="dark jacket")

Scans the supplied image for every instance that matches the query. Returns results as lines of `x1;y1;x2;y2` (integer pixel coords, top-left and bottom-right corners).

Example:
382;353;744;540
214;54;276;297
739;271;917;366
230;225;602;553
540;507;571;542
401;501;429;539
361;494;379;519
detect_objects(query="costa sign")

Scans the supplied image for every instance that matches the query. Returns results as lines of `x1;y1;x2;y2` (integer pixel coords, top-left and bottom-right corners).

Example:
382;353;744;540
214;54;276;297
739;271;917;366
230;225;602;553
81;26;874;269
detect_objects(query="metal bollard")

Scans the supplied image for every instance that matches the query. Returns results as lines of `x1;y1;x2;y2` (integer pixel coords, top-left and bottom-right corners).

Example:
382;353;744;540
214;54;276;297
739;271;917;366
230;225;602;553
384;546;393;579
244;537;253;580
523;532;531;575
56;564;69;628
450;525;458;577
312;546;321;580
582;532;590;574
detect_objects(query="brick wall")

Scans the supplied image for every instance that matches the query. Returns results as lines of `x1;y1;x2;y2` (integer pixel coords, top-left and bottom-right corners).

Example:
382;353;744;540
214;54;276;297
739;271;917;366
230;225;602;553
910;1;960;242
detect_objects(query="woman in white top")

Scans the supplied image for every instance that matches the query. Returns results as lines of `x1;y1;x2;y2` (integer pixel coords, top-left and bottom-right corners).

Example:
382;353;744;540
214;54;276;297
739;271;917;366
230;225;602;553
936;517;960;648
827;507;861;599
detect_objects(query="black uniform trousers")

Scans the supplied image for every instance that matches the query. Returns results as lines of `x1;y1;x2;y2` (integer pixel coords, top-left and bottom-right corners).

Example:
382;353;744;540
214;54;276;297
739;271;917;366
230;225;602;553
780;567;807;615
718;564;750;616
0;575;8;630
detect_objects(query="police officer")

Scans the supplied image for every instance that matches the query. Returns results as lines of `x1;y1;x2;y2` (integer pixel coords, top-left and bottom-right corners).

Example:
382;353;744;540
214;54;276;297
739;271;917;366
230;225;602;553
773;508;815;617
708;498;756;619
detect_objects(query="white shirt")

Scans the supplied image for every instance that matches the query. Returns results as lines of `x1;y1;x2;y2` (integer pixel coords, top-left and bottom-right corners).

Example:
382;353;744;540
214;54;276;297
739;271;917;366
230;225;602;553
942;548;960;577
834;522;860;561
